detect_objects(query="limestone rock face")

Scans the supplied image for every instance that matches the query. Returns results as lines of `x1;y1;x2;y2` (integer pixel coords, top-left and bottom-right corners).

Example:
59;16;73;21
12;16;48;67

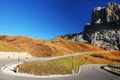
91;7;106;24
106;2;120;23
84;30;120;50
92;2;120;26
60;2;120;50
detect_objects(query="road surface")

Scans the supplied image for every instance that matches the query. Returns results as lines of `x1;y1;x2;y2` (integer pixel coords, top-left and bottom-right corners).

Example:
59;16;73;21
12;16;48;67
0;59;120;80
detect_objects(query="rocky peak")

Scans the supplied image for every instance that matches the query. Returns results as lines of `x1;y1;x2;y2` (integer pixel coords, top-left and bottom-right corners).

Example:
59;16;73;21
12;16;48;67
106;2;120;11
91;6;105;24
91;2;120;27
60;2;120;50
106;2;120;23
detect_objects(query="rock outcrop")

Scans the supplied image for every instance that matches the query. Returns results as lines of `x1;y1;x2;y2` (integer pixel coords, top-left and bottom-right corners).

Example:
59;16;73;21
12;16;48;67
60;2;120;50
91;2;120;26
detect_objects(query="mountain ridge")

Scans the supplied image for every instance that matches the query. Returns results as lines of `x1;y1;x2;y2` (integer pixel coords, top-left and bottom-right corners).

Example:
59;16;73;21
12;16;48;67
60;2;120;50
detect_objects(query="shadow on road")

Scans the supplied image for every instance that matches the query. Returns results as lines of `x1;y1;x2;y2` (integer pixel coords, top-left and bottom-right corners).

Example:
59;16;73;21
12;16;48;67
101;66;120;76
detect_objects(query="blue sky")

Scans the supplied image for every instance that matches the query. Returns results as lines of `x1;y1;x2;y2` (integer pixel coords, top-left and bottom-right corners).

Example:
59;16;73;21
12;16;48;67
0;0;120;39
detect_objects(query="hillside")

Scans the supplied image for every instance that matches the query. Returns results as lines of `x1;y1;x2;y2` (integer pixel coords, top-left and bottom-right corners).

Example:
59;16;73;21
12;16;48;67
0;35;104;57
18;50;120;75
0;40;22;52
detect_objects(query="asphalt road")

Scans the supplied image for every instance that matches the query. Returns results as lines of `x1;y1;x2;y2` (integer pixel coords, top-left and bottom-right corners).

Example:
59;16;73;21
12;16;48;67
0;59;120;80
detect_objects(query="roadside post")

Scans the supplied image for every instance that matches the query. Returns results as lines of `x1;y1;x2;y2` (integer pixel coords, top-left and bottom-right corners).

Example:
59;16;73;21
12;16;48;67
18;52;20;62
72;54;74;74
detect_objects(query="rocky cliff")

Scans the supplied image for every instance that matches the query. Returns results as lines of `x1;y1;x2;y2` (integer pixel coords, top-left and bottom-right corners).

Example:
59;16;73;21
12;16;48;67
60;2;120;50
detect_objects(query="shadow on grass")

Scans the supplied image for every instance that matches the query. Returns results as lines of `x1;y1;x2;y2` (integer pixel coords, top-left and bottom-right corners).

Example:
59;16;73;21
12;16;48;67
101;66;120;76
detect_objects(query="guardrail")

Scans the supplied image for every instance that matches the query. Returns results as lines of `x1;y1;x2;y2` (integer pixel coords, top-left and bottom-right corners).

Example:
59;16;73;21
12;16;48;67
107;64;120;69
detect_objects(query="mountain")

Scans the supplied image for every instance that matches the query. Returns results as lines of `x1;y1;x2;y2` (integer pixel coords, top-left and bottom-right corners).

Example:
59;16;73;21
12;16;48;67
60;2;120;50
0;35;104;57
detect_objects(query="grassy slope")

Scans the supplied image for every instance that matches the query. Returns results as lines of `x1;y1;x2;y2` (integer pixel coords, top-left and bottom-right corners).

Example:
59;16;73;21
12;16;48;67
0;35;119;75
2;35;119;75
90;50;120;63
18;50;120;75
19;56;85;75
0;40;22;52
0;35;104;57
78;50;120;64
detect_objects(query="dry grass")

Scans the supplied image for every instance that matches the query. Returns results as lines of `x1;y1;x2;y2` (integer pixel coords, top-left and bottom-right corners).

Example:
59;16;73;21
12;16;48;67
18;56;85;75
0;35;104;57
78;53;119;64
18;50;120;75
51;37;104;52
91;50;120;63
0;35;119;75
0;40;22;52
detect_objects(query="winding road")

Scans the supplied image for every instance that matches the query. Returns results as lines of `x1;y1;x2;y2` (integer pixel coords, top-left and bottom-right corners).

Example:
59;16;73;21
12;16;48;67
0;52;120;80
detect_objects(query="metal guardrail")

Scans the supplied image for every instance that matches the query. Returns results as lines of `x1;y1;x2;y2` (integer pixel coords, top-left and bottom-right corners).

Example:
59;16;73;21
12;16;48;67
108;64;120;69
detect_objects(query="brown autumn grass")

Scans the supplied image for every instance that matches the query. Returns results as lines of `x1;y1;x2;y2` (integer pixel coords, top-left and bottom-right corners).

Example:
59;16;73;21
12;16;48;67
91;50;120;63
18;50;120;75
78;50;120;64
0;35;119;75
19;57;85;75
0;35;104;57
0;40;22;52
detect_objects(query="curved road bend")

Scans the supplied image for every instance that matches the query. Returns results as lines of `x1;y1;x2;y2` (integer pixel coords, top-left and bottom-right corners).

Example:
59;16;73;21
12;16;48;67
0;59;120;80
